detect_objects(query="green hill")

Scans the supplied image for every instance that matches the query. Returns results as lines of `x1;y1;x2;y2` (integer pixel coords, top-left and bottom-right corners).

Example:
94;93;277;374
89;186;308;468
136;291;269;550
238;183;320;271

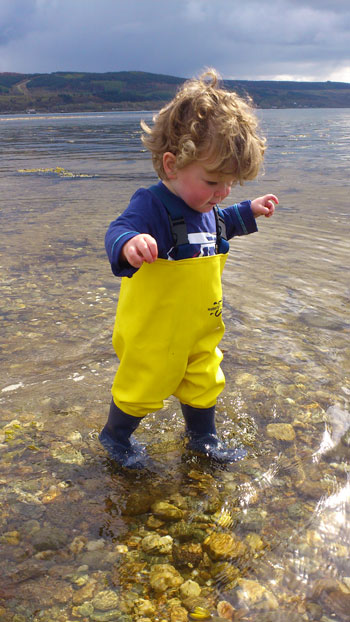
1;70;350;113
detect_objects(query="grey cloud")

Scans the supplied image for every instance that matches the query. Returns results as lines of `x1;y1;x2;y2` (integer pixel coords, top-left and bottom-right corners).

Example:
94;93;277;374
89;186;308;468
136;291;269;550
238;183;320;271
0;0;349;81
0;0;37;45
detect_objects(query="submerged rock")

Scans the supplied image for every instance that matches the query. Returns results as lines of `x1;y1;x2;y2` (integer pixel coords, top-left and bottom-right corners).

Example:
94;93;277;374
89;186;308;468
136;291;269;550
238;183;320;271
32;526;68;551
73;602;94;617
341;428;350;447
210;561;240;588
309;578;350;620
168;520;207;542
92;589;119;611
141;533;173;555
170;604;188;622
245;532;265;552
134;598;156;617
151;500;184;521
203;533;247;562
236;578;279;610
120;491;153;516
51;444;85;464
217;600;236;620
172;542;203;568
179;579;201;600
266;423;296;441
237;508;266;532
86;538;106;551
149;563;184;592
72;579;97;605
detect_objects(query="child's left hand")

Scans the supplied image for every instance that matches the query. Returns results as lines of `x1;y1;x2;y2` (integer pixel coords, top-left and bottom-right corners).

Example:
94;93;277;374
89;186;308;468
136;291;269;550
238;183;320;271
251;194;279;218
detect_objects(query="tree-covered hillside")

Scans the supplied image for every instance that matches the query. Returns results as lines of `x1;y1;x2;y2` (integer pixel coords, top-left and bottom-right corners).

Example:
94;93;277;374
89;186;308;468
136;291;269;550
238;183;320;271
1;70;350;113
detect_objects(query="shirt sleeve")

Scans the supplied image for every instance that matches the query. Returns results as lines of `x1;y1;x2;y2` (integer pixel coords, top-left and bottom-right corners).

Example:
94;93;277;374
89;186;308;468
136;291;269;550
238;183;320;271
105;188;173;277
222;200;258;239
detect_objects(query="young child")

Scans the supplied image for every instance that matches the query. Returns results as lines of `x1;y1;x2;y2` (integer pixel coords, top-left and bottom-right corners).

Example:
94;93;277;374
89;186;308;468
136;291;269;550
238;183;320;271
101;70;278;469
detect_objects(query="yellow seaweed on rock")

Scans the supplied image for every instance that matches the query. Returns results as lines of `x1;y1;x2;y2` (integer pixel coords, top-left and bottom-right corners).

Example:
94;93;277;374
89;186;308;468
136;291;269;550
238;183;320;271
212;509;234;528
188;606;212;620
17;166;92;178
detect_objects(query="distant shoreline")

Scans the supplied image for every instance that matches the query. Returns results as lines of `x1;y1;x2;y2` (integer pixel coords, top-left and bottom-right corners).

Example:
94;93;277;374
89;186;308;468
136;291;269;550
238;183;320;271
2;106;350;120
1;70;350;112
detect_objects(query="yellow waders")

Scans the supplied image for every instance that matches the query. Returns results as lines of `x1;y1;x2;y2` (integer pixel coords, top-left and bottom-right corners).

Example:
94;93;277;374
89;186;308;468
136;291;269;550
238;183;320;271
111;254;227;417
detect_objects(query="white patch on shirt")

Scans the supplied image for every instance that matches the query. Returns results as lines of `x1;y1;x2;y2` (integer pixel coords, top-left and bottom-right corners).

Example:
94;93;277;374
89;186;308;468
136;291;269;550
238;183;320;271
188;231;216;256
188;232;215;244
167;231;217;259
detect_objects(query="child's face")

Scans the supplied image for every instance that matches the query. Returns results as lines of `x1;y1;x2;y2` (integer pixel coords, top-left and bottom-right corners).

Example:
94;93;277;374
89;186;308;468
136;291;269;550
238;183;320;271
165;161;234;213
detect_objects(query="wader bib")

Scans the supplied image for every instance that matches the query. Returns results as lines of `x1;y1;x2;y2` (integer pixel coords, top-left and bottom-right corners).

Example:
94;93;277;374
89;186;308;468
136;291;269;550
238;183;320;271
111;253;227;417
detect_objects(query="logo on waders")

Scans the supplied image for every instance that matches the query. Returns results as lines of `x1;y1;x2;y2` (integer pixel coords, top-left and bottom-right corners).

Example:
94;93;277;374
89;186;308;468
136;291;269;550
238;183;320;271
208;299;223;317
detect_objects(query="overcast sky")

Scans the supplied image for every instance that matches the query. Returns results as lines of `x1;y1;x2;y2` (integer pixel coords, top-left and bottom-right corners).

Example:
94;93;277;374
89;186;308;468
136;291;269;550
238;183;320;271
1;0;350;82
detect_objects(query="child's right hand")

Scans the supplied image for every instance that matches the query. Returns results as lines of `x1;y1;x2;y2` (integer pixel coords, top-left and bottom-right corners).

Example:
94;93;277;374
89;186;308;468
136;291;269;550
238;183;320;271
121;234;158;268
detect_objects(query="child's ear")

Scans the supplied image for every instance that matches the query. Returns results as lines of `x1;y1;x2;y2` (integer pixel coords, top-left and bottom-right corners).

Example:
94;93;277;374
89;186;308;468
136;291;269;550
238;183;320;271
163;152;177;179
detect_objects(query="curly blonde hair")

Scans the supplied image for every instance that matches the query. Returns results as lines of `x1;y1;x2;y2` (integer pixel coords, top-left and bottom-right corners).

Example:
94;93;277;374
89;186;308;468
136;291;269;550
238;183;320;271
141;69;266;184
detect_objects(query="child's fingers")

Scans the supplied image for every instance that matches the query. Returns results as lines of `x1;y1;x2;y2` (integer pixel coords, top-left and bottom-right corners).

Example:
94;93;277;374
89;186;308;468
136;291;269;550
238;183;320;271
264;194;279;205
145;235;158;261
127;235;157;266
263;195;278;217
266;200;276;216
137;235;158;263
125;245;144;267
123;234;158;267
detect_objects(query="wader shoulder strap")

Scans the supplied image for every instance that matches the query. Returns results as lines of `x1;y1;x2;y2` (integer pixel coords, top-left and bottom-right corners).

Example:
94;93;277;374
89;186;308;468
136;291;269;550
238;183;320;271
214;205;227;245
215;206;229;254
149;184;188;246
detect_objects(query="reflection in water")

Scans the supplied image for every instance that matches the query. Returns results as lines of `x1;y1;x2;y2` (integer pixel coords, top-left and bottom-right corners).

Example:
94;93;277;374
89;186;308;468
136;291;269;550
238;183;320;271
1;109;350;620
313;404;350;462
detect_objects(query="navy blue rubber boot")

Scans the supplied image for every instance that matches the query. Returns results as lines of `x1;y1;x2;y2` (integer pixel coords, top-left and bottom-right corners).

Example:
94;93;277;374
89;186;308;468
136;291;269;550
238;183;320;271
99;400;149;469
181;403;247;463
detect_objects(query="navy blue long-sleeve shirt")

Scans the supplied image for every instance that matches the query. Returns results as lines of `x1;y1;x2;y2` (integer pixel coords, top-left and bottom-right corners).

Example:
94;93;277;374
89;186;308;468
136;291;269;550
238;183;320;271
105;181;258;278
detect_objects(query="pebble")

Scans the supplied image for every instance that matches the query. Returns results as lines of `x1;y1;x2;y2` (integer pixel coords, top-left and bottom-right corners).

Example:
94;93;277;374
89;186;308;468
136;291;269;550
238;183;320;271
51;445;85;464
149;563;184;592
72;579;97;605
72;602;94;617
0;530;21;545
236;578;279;610
32;526;68;551
266;423;296;441
170;605;188;622
235;372;257;386
168;520;207;542
92;589;119;611
217;600;236;619
119;491;153;516
245;532;265;552
237;508;266;531
134;598;156;616
69;535;87;554
151;500;184;521
141;533;173;554
172;542;203;567
179;579;201;600
86;538;106;551
203;533;247;561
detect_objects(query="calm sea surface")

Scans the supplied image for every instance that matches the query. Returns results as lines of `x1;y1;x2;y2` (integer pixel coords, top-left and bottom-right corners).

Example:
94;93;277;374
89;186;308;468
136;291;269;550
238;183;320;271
1;109;350;620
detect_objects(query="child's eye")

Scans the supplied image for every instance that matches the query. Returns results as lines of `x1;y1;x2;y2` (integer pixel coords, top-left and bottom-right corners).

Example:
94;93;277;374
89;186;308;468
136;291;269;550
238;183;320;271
205;180;218;186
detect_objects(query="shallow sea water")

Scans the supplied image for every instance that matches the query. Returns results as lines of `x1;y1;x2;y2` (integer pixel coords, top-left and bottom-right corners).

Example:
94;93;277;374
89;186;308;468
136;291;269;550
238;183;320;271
0;109;350;621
